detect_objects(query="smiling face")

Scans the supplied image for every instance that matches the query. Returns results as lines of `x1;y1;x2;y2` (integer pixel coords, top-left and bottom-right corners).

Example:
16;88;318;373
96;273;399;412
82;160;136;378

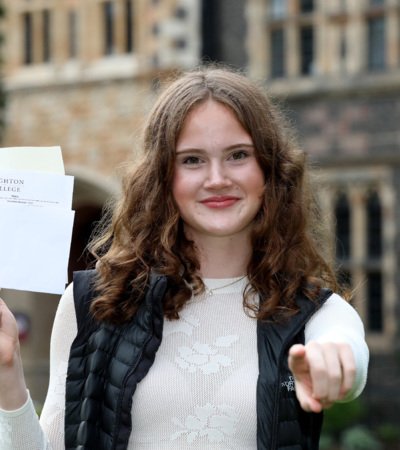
172;100;265;244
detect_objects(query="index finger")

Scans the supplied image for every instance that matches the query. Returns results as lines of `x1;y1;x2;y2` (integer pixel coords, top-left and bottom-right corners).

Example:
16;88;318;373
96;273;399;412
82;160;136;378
288;344;308;374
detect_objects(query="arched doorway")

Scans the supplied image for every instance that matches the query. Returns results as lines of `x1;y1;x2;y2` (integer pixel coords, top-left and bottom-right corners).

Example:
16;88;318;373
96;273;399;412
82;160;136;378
68;173;119;280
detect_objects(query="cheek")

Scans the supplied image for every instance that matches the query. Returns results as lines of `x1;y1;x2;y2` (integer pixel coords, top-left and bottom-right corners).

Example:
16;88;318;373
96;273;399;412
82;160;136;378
248;167;265;196
172;171;189;210
250;171;266;211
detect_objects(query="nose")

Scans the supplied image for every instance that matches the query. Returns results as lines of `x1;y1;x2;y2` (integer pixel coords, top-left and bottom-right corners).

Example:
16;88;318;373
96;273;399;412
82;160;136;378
203;161;232;189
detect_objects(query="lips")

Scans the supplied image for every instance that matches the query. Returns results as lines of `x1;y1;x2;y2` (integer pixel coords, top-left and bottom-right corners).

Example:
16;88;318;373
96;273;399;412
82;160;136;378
200;196;240;208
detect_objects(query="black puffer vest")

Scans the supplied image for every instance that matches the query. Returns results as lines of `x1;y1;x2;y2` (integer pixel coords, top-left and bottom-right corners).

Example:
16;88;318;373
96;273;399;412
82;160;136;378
65;270;330;449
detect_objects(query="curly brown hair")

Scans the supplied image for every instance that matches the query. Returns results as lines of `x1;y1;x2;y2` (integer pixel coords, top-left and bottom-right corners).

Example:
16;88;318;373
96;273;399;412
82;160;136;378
89;66;339;324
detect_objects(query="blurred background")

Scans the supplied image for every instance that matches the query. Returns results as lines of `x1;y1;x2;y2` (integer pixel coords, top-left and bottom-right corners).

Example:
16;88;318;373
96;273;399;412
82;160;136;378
0;0;399;448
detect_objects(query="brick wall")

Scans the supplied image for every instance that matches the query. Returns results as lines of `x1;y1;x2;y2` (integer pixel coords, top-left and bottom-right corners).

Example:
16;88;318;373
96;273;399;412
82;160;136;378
3;77;158;176
285;91;400;161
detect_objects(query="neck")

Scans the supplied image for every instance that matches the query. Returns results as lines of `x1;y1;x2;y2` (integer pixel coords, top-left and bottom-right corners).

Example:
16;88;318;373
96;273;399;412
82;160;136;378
191;234;251;278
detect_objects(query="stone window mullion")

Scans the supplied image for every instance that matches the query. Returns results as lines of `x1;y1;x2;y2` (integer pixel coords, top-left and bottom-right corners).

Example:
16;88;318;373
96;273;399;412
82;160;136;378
386;2;399;68
287;20;299;76
348;186;367;321
316;185;336;263
380;183;397;339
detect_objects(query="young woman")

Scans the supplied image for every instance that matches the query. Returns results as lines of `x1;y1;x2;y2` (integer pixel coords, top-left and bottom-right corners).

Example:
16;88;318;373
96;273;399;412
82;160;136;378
0;67;368;449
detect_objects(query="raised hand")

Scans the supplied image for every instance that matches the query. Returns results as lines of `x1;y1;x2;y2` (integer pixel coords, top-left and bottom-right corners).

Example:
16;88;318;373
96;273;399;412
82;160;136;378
0;297;28;410
288;341;356;413
0;298;20;364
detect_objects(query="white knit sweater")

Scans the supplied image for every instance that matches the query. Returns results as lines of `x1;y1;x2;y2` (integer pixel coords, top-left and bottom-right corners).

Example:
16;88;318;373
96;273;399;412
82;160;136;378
0;278;369;449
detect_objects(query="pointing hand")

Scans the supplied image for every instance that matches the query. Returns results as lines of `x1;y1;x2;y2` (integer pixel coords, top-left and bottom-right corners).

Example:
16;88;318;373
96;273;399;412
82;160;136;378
288;341;356;413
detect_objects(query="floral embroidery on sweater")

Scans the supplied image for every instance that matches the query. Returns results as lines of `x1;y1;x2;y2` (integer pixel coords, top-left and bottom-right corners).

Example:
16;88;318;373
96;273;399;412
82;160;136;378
170;403;239;444
175;335;239;374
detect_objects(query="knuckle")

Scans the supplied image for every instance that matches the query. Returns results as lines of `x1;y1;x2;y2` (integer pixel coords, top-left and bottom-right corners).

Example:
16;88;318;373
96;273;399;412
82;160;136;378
330;371;342;384
313;365;327;379
337;341;350;351
346;363;356;376
307;341;321;351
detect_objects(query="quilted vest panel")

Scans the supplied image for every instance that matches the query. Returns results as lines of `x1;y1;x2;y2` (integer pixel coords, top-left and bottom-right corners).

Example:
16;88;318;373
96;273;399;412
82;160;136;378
65;270;167;450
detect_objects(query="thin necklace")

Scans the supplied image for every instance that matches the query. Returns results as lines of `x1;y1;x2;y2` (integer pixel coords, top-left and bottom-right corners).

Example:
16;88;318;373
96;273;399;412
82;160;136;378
205;276;246;296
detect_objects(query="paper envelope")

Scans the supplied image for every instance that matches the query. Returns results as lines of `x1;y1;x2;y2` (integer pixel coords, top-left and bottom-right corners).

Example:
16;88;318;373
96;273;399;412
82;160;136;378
0;146;65;174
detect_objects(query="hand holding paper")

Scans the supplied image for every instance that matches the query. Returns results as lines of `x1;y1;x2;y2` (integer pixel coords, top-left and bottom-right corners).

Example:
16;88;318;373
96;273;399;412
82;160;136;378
0;147;75;294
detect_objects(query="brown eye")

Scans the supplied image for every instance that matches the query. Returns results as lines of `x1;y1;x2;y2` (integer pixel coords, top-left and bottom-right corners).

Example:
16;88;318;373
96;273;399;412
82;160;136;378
182;156;201;165
230;150;248;160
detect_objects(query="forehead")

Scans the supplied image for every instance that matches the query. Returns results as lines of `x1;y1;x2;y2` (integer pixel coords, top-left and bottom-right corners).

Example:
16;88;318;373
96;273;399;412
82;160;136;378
176;100;253;149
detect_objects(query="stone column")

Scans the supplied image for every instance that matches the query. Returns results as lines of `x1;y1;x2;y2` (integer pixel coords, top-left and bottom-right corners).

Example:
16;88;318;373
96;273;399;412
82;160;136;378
82;0;102;62
345;0;366;74
3;2;21;73
386;3;399;69
53;1;67;66
315;0;329;76
350;186;367;321
380;181;397;342
246;0;268;80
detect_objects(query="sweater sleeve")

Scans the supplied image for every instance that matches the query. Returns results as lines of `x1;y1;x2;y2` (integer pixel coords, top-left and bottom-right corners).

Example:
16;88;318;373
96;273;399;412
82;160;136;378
0;283;77;450
304;293;369;401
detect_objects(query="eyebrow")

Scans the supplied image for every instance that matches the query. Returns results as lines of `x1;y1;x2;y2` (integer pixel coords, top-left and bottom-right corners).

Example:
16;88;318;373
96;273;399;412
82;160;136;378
175;143;255;154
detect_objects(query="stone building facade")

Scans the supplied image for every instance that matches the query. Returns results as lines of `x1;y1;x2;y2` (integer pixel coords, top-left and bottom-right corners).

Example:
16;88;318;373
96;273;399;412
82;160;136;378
1;0;399;421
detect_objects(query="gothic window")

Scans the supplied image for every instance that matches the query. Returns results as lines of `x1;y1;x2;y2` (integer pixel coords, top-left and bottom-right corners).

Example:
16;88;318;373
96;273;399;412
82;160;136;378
331;187;386;335
68;10;78;59
125;0;134;53
335;192;351;261
367;191;382;259
271;0;287;19
22;12;33;65
21;8;52;65
299;0;314;14
267;0;318;79
101;0;134;56
323;174;394;343
365;191;384;333
340;27;347;59
201;0;246;68
367;16;385;70
103;1;115;55
300;25;314;75
271;28;285;78
334;191;352;296
367;272;383;332
42;9;51;63
201;0;220;61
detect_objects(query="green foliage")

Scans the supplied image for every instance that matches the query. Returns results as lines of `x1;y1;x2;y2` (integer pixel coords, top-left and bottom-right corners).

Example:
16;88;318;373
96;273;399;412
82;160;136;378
322;398;366;436
376;424;400;445
341;426;383;450
319;432;335;450
321;403;400;450
34;400;43;417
